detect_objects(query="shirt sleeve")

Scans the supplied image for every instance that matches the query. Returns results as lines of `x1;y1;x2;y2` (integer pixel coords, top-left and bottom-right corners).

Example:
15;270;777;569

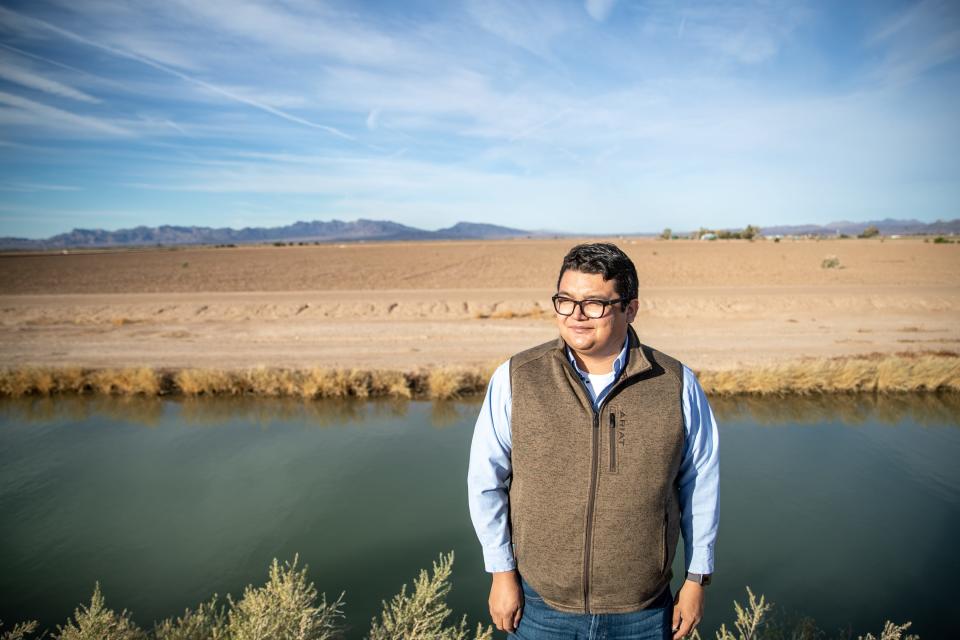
466;359;515;572
678;364;720;575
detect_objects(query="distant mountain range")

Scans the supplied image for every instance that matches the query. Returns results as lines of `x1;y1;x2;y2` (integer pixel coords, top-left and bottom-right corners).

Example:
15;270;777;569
1;217;956;250
0;219;539;250
752;217;960;237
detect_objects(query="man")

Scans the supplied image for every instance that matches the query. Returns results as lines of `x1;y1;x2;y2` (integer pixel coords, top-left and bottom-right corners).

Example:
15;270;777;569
467;242;720;639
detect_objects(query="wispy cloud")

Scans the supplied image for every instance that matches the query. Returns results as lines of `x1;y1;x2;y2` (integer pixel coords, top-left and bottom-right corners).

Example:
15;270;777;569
0;6;355;140
868;0;960;84
0;56;99;102
0;90;129;135
167;0;430;69
466;0;574;62
0;181;81;192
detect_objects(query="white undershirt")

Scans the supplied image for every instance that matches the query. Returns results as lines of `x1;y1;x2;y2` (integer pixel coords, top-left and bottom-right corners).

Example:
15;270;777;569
585;370;616;401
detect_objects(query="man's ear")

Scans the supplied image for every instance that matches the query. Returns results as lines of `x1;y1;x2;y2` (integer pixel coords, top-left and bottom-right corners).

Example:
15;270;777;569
625;298;639;323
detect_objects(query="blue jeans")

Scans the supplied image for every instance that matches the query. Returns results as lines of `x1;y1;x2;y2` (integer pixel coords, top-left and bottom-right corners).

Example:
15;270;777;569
508;577;674;640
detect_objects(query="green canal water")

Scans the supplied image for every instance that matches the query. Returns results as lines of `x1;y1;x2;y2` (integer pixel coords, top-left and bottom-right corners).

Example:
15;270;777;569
1;394;958;638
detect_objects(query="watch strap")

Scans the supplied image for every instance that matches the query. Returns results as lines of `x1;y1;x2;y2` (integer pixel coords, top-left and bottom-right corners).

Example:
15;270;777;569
685;572;712;586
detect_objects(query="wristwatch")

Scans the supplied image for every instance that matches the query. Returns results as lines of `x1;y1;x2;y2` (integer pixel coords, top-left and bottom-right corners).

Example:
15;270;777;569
685;572;712;586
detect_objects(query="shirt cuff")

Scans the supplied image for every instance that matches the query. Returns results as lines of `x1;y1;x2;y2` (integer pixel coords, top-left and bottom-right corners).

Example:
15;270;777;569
685;545;715;575
483;541;516;573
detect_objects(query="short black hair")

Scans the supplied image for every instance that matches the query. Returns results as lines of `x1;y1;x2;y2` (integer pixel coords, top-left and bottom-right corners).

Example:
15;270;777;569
556;242;638;308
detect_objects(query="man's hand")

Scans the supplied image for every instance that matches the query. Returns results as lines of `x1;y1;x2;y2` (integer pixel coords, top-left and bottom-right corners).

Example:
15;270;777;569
672;580;705;639
488;570;523;633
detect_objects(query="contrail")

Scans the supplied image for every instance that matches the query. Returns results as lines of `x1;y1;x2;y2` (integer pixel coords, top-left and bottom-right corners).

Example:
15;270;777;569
0;6;356;141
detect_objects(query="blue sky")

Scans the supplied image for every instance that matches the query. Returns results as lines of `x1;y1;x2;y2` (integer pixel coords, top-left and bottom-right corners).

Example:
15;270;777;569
0;0;958;239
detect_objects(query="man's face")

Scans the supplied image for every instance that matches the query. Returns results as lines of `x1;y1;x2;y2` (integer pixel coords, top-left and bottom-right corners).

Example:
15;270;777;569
555;269;638;357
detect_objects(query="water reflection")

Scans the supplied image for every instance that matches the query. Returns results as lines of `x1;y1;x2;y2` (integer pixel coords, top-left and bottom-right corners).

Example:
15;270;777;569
0;394;485;429
711;392;960;427
2;392;956;429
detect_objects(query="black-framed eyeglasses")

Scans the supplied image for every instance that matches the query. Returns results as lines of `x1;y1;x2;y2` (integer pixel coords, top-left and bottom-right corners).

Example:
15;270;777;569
551;294;625;319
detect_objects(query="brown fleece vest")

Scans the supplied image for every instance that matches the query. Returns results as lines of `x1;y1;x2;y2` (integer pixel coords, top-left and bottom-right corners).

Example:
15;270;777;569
508;324;685;614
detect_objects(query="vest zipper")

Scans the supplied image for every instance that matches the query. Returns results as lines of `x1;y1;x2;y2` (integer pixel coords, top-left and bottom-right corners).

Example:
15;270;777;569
609;411;617;472
661;511;669;574
583;411;600;612
564;356;634;613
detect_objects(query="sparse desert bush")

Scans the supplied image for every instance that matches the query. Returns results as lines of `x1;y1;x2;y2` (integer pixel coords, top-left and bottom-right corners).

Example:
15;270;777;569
55;582;147;640
689;586;918;640
2;552;491;640
2;565;921;640
821;255;841;269
225;556;345;640
368;552;492;640
152;595;225;640
0;620;42;640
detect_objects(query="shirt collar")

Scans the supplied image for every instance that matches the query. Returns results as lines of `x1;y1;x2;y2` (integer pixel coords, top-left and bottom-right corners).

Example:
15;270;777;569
566;333;630;380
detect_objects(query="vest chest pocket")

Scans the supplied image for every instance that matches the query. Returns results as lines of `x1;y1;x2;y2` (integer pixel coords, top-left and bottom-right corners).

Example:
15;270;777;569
608;411;618;473
607;410;628;474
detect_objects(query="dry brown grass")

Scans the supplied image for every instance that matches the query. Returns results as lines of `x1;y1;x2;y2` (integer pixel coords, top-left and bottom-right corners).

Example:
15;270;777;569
426;362;498;400
696;351;960;395
0;366;151;396
88;367;161;395
1;352;957;398
174;368;241;396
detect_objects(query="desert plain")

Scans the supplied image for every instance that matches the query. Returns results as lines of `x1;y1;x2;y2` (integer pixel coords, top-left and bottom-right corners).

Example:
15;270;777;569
1;236;959;394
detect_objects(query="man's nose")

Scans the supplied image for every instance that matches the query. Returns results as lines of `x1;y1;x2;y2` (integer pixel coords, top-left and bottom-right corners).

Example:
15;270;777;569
571;302;589;320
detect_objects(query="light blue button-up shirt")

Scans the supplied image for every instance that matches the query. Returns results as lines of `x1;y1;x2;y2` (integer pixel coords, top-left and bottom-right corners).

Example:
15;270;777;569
466;333;720;575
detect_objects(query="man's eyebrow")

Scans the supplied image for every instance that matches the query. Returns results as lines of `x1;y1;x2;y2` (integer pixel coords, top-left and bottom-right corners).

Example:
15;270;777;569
557;290;613;298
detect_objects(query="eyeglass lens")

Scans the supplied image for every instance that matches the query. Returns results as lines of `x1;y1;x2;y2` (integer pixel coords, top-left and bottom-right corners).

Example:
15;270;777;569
553;298;608;318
